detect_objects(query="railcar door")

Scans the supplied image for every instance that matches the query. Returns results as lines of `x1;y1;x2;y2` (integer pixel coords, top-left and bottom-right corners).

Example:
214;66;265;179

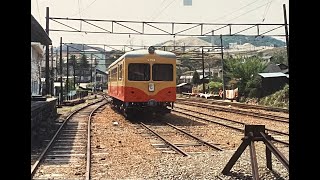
117;63;123;97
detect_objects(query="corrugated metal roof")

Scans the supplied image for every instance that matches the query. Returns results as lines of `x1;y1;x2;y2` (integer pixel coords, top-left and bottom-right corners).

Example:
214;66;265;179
258;72;288;78
177;82;191;87
180;76;193;79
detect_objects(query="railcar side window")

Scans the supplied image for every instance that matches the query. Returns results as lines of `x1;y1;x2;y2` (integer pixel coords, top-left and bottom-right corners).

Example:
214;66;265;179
118;64;123;80
128;63;150;81
152;64;173;81
111;68;117;82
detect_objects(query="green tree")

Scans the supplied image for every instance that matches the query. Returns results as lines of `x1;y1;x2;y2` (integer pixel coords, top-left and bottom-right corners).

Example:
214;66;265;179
69;55;77;66
64;79;75;92
271;52;288;65
208;81;223;93
79;54;89;82
224;56;267;97
192;70;201;85
176;66;182;84
180;55;196;70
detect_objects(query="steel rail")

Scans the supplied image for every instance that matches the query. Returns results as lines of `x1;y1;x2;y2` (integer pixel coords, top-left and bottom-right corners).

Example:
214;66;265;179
85;101;108;180
174;106;289;136
140;122;189;156
166;123;223;151
31;97;104;178
172;109;289;146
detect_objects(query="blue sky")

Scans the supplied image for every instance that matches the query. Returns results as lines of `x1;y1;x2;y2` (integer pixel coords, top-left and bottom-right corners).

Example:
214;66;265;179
31;0;289;48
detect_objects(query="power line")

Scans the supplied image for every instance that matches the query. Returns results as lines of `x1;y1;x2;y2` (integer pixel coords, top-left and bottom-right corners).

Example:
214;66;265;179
261;0;273;22
225;1;274;23
78;0;83;31
70;0;99;17
150;0;169;20
213;0;264;23
36;0;43;25
78;0;82;18
151;0;177;21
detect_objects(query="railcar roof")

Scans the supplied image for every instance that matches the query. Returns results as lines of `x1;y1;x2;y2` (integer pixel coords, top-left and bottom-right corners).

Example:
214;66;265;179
108;49;176;68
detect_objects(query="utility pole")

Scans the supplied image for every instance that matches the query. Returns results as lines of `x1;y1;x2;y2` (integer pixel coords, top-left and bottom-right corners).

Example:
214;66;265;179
51;46;54;96
201;47;205;93
211;30;214;48
94;58;97;93
45;7;50;96
208;61;211;93
220;35;226;100
73;55;76;90
66;46;69;101
283;4;289;67
91;54;93;92
55;50;58;81
59;37;63;105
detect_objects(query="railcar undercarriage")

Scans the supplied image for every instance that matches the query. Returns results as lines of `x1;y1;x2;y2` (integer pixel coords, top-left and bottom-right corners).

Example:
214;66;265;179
111;97;174;118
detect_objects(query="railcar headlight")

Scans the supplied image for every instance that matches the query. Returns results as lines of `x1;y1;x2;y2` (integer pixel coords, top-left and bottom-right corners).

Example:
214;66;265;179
148;46;155;54
148;83;155;92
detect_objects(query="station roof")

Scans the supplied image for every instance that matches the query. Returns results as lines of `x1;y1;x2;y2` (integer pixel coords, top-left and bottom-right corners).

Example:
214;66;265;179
31;14;52;45
96;68;107;75
177;82;191;87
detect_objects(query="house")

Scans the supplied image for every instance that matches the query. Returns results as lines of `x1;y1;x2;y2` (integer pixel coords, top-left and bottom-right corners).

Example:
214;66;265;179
31;14;52;96
264;62;282;73
176;82;192;94
264;62;289;74
179;68;222;84
95;69;108;90
276;63;289;74
258;72;289;97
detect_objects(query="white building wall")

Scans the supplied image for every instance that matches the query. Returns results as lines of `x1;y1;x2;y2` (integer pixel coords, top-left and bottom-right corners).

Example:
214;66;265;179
31;43;44;95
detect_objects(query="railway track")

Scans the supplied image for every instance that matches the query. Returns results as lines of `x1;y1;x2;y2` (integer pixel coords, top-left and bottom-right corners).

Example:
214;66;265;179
139;121;223;156
176;97;289;113
176;100;289;123
171;107;289;146
31;98;107;180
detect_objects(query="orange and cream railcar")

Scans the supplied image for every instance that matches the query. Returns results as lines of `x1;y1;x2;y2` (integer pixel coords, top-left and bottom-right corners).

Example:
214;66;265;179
108;46;176;115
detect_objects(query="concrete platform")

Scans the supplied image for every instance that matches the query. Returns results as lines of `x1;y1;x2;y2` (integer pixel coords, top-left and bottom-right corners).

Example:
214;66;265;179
31;98;58;132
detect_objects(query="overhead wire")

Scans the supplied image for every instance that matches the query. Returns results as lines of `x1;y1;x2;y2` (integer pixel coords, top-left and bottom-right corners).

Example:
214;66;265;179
35;0;43;25
212;0;264;23
151;0;177;21
261;0;273;22
149;0;169;20
70;0;99;17
224;1;275;23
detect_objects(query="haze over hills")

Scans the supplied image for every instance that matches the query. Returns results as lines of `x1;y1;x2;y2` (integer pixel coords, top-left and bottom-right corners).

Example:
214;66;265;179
153;35;286;51
154;37;212;47
54;35;286;53
53;44;106;53
199;35;286;48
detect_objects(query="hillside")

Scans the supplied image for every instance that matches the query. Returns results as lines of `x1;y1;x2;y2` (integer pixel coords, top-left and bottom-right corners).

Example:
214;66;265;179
199;35;286;48
154;37;212;47
53;44;106;52
244;84;289;109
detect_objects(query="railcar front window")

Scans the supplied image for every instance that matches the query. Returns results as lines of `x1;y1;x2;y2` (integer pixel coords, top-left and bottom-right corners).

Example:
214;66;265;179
128;63;150;81
152;64;173;81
